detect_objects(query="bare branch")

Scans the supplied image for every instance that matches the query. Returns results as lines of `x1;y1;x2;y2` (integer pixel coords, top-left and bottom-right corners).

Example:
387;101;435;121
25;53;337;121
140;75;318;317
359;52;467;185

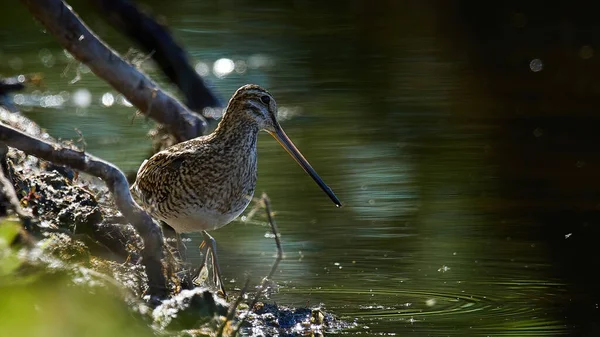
0;122;167;297
87;0;222;113
19;0;207;142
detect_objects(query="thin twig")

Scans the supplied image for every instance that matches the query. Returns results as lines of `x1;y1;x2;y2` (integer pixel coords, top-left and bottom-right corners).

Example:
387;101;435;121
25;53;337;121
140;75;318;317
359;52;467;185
0;122;168;297
232;193;283;336
256;193;283;287
132;50;156;69
217;277;251;337
74;128;87;152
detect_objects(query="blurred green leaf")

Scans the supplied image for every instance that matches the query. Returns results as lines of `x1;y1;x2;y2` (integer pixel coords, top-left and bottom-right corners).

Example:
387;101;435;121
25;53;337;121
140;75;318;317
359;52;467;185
0;219;23;277
0;253;21;277
0;218;154;337
0;219;21;249
0;273;154;337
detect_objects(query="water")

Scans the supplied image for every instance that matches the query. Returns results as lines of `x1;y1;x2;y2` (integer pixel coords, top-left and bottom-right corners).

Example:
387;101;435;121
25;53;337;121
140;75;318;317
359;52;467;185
2;1;599;335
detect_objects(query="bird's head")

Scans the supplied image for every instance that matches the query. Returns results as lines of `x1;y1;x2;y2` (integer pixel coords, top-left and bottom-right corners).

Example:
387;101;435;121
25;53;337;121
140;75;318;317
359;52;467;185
226;84;279;132
221;84;342;207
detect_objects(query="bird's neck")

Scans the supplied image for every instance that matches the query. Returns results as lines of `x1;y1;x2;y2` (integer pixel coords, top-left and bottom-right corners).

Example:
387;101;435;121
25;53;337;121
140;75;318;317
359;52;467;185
213;114;260;151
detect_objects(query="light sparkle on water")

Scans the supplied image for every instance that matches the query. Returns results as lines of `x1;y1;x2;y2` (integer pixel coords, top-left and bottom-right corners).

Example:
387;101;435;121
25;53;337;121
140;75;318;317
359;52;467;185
529;58;543;72
213;58;235;78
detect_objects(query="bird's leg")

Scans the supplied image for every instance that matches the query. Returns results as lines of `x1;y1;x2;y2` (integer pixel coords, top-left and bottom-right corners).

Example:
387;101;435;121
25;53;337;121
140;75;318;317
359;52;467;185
193;230;227;297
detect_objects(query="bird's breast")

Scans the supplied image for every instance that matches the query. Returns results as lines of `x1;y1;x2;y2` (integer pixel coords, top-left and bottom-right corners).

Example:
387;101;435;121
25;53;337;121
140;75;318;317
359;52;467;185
134;132;259;233
165;147;257;232
160;200;251;232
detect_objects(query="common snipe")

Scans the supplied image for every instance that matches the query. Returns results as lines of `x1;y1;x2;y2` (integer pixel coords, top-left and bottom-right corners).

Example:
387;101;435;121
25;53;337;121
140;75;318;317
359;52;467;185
131;84;341;294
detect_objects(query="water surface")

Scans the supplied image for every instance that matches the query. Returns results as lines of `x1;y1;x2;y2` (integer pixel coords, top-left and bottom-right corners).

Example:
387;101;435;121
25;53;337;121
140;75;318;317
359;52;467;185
3;1;599;335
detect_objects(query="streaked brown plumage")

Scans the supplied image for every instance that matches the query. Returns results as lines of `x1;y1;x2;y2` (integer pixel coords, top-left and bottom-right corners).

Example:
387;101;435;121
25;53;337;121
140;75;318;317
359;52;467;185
130;84;341;293
132;84;340;233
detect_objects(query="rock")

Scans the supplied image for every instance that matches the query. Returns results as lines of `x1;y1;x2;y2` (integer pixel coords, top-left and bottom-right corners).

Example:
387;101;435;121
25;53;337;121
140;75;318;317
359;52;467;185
152;287;228;331
239;302;354;337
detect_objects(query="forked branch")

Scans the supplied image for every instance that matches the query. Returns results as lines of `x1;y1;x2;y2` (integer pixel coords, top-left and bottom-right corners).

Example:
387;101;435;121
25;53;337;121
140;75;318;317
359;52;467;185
88;0;221;113
0;122;167;297
19;0;207;141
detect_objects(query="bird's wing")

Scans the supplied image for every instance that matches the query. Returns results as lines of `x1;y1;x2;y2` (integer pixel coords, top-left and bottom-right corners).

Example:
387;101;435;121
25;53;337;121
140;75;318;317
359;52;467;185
138;150;190;176
132;150;194;203
136;159;148;177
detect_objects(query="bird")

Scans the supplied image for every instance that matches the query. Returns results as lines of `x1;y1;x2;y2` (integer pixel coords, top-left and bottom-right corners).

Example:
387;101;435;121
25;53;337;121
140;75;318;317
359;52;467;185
131;84;341;294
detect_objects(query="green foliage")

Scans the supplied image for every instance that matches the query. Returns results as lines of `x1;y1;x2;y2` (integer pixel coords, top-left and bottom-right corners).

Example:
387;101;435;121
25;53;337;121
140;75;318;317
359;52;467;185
0;220;154;337
0;274;154;337
0;219;22;277
0;219;20;247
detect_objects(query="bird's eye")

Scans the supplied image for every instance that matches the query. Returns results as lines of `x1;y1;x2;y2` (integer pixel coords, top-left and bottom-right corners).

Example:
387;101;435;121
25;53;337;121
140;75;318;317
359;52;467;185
260;95;271;104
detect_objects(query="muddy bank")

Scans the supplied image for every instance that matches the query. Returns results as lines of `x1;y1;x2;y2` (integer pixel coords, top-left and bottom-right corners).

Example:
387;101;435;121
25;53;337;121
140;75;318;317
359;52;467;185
0;103;351;336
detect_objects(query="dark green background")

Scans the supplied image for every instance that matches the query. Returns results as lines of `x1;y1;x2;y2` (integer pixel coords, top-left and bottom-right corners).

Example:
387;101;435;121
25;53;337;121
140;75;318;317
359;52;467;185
3;1;600;335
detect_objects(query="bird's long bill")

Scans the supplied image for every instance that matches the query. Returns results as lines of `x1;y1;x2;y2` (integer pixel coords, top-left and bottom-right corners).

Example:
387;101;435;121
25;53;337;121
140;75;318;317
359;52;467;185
268;125;342;207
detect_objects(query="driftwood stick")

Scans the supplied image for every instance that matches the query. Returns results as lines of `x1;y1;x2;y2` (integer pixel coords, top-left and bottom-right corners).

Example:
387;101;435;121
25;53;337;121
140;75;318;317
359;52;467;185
88;0;222;113
217;277;251;337
19;0;207;142
0;122;167;297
